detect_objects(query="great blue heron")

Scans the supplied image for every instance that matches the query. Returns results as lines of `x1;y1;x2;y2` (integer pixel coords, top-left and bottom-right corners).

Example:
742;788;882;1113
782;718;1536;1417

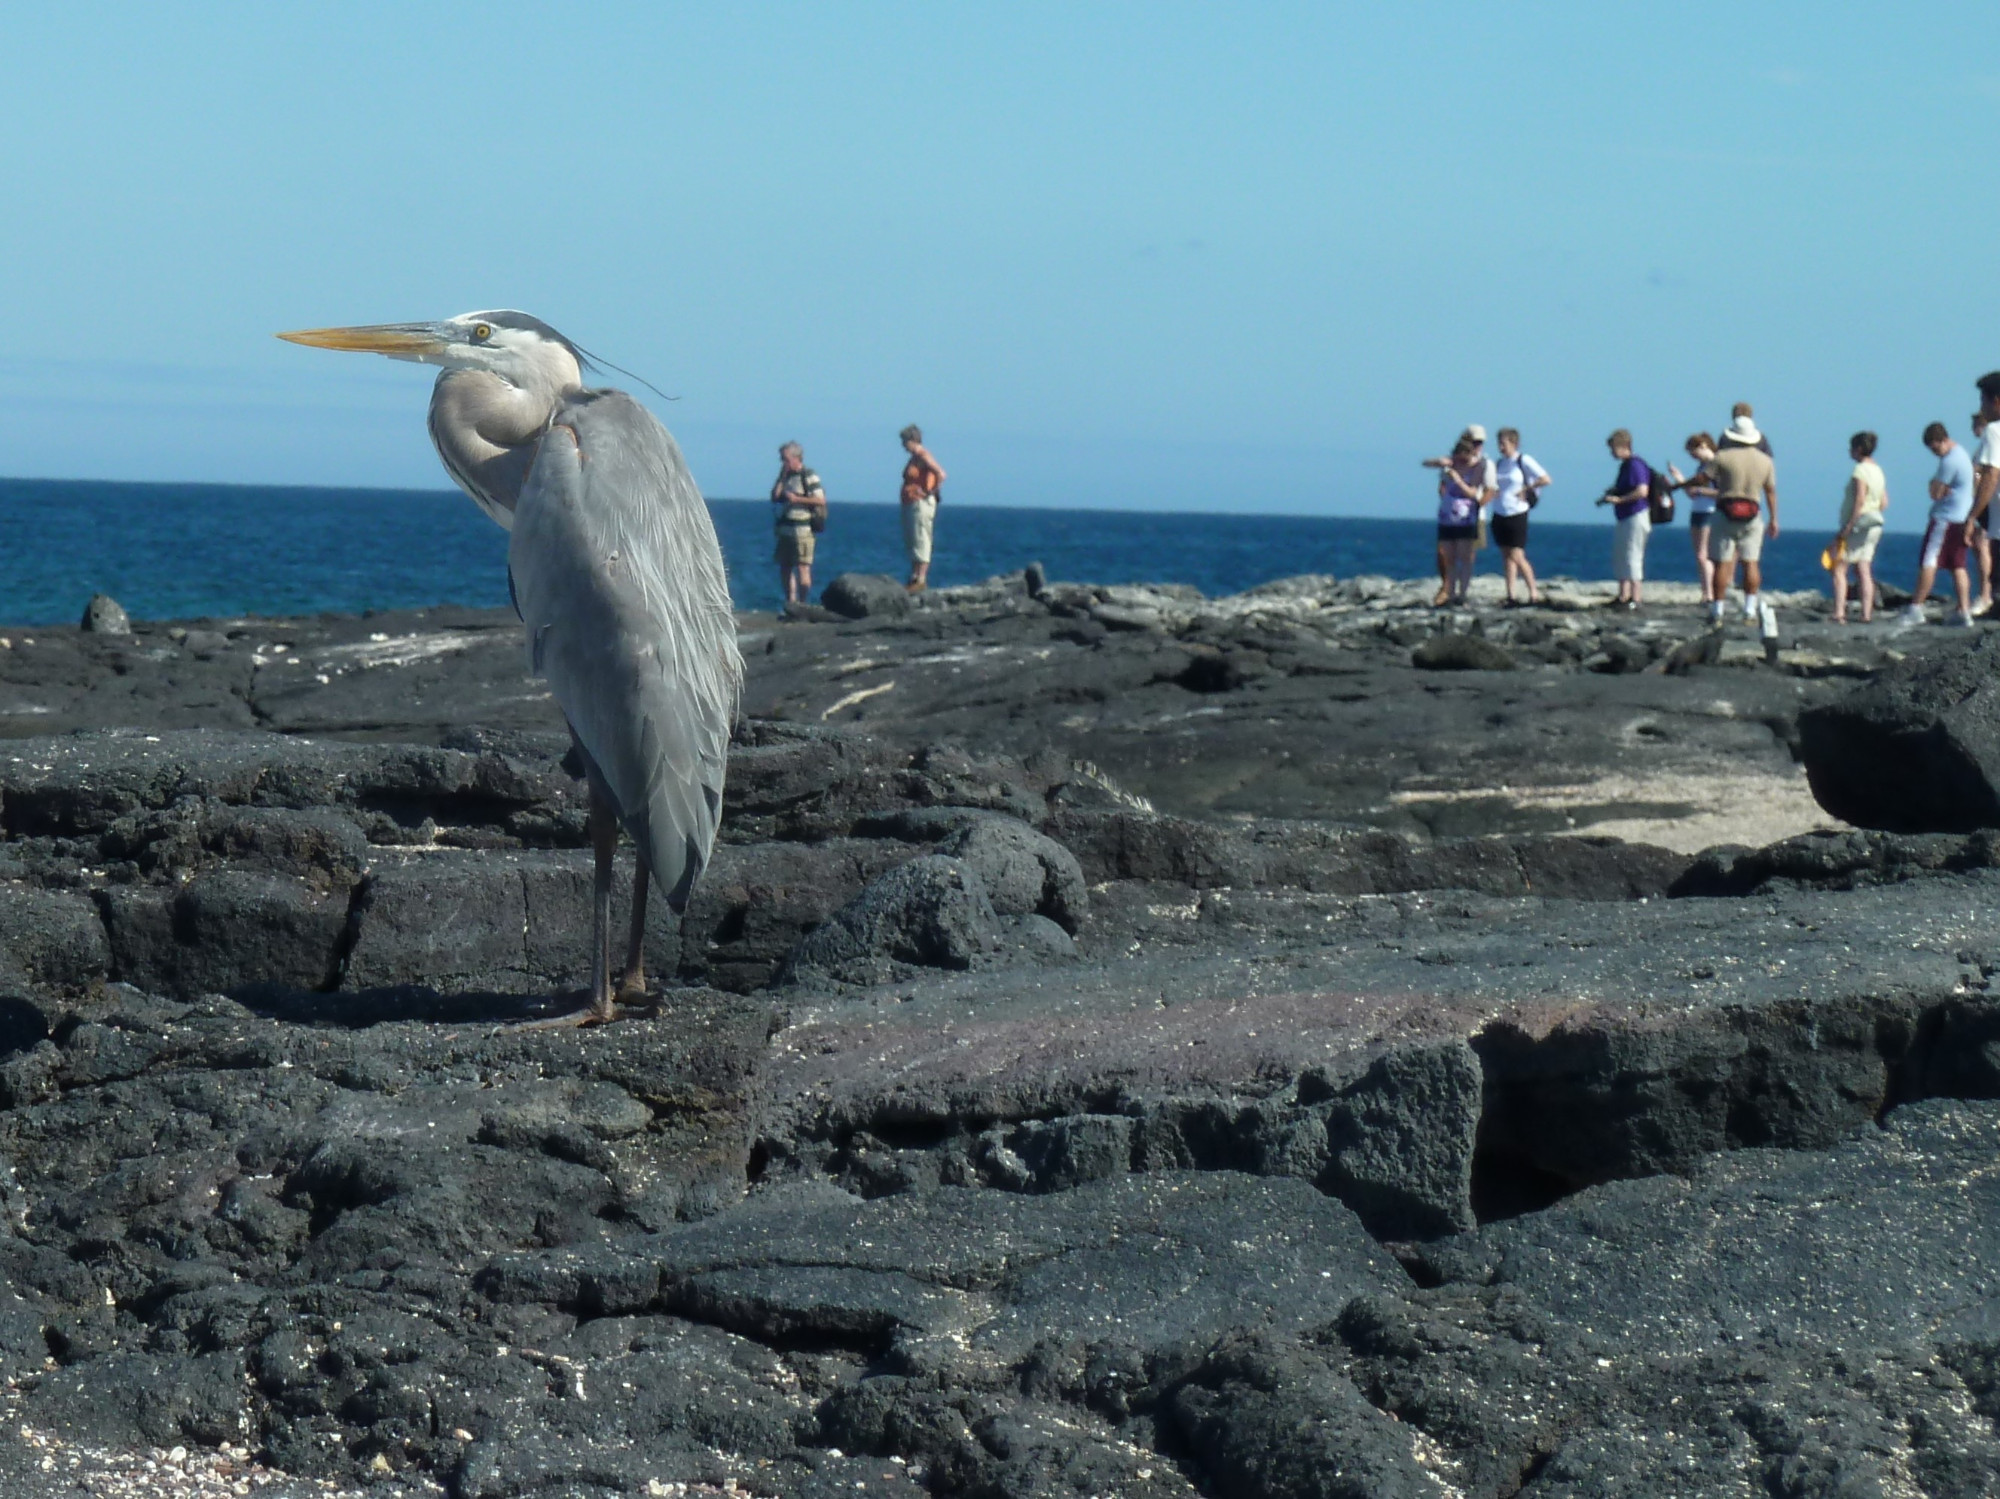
278;311;743;1023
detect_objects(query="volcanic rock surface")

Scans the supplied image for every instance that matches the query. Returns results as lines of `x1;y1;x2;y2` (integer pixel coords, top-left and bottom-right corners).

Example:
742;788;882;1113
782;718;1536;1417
0;573;1992;1495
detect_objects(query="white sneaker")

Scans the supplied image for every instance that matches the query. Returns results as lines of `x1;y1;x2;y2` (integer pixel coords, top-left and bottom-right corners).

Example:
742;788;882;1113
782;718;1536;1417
1900;604;1926;625
1947;611;1976;628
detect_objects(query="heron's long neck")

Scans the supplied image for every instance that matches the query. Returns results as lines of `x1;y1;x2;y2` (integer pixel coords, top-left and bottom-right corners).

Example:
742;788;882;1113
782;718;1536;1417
427;370;566;529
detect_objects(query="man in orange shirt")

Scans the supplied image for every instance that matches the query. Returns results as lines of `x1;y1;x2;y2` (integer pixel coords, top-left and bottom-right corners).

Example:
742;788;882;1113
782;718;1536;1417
899;424;946;593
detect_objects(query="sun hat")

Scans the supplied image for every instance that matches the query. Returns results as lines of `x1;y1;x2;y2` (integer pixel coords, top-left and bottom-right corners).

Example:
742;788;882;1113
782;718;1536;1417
1462;424;1487;443
1725;415;1763;446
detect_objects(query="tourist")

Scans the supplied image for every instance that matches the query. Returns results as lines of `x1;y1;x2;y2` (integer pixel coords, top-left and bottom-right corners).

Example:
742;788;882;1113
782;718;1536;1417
899;425;946;594
1595;429;1653;610
1670;433;1721;603
1966;373;2000;614
1723;400;1773;456
1422;425;1495;605
1707;414;1779;623
1491;428;1549;605
1423;431;1489;606
1831;431;1886;624
1904;420;1976;627
1970;413;1994;616
769;441;826;605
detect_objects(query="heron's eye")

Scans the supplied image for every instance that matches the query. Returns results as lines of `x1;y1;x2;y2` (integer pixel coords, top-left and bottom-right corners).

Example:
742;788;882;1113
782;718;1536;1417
472;323;492;342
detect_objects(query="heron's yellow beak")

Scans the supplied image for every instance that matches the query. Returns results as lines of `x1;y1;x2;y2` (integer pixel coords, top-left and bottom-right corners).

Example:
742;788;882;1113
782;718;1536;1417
275;324;449;356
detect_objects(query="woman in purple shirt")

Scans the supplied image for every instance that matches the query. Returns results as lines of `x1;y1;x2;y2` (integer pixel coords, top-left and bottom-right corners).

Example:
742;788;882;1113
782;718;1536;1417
1423;428;1493;606
1594;428;1653;611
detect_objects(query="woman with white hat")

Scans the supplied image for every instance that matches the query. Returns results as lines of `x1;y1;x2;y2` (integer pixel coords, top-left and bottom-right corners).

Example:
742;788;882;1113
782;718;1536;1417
1422;425;1494;606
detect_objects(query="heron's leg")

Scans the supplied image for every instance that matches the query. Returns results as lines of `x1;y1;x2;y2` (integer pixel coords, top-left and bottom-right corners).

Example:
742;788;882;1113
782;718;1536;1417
518;787;622;1029
617;862;650;1002
584;787;620;1023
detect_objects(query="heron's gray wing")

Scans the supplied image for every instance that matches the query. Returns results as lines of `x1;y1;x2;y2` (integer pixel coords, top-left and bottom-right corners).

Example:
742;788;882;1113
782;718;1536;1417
509;390;743;910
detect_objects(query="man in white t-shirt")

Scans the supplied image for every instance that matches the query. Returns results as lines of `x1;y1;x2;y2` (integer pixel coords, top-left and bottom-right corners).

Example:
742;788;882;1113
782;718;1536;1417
1965;372;2000;615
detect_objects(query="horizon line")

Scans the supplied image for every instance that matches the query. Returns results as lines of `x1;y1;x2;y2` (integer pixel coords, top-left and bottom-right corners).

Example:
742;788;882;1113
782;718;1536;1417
0;474;1933;538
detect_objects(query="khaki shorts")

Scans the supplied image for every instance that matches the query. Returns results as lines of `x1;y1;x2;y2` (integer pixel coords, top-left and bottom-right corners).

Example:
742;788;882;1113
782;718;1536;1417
1709;514;1764;564
1843;519;1881;565
775;524;814;567
903;497;937;564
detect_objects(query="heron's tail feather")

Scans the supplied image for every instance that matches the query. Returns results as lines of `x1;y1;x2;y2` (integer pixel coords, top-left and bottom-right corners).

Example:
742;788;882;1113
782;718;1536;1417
625;775;716;915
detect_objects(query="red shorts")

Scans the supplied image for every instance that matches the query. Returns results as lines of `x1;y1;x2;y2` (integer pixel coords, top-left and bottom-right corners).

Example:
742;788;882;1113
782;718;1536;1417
1923;518;1970;571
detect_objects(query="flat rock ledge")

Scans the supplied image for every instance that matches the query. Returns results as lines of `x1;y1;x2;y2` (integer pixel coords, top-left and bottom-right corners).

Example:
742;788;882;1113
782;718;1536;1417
0;607;1994;1493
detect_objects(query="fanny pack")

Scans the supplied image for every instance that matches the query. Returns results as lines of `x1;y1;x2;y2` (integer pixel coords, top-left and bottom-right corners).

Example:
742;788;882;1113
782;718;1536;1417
1719;497;1760;522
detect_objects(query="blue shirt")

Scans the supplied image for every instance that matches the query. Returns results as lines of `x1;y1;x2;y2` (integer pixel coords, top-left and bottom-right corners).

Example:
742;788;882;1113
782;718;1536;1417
1933;445;1976;524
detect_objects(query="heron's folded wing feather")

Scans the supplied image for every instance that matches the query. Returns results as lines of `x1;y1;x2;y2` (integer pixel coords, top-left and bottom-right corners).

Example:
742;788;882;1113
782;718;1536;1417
509;391;742;907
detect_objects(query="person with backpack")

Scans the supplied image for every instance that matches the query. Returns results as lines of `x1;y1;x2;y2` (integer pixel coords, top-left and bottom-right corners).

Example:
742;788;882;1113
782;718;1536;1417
1707;414;1780;623
1491;428;1549;605
770;441;827;606
899;424;946;594
1595;429;1653;610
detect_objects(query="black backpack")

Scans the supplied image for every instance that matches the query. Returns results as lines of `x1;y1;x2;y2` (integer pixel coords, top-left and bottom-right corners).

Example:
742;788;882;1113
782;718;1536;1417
1647;461;1676;525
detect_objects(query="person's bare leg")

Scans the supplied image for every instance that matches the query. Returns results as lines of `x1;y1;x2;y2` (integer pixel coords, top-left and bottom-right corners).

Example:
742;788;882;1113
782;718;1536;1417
798;563;812;599
1955;566;1973;617
1434;543;1450;606
1978;534;1993;613
1912;563;1938;608
1859;560;1875;622
1518;550;1538;602
618;862;650;1003
1832;566;1849;621
1744;560;1762;600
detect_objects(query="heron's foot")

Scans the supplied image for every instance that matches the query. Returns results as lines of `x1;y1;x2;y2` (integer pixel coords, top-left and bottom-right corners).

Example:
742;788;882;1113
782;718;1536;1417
516;989;624;1030
615;969;650;1007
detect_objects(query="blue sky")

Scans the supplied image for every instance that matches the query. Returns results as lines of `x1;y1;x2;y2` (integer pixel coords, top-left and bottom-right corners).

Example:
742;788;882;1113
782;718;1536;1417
1;3;1995;526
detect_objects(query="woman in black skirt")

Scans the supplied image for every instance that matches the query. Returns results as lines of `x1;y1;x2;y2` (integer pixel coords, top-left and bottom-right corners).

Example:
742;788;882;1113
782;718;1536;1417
1491;428;1550;605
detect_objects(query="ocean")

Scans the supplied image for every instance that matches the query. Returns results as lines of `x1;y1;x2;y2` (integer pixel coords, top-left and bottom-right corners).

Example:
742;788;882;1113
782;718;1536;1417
0;477;1910;625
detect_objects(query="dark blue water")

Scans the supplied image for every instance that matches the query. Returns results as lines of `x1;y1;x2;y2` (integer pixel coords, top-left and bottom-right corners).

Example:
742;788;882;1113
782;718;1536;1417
0;477;1906;625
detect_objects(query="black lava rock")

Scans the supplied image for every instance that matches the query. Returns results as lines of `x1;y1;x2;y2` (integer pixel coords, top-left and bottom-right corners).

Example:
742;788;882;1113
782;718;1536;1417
821;573;911;620
779;854;1002;986
1800;632;2000;830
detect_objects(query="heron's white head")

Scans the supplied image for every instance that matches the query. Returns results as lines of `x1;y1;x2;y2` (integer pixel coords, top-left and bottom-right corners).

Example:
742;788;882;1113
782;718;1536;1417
278;310;584;395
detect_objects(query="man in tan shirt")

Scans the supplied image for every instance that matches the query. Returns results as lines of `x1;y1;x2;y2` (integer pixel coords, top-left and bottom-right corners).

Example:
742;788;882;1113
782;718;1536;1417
1706;415;1779;623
